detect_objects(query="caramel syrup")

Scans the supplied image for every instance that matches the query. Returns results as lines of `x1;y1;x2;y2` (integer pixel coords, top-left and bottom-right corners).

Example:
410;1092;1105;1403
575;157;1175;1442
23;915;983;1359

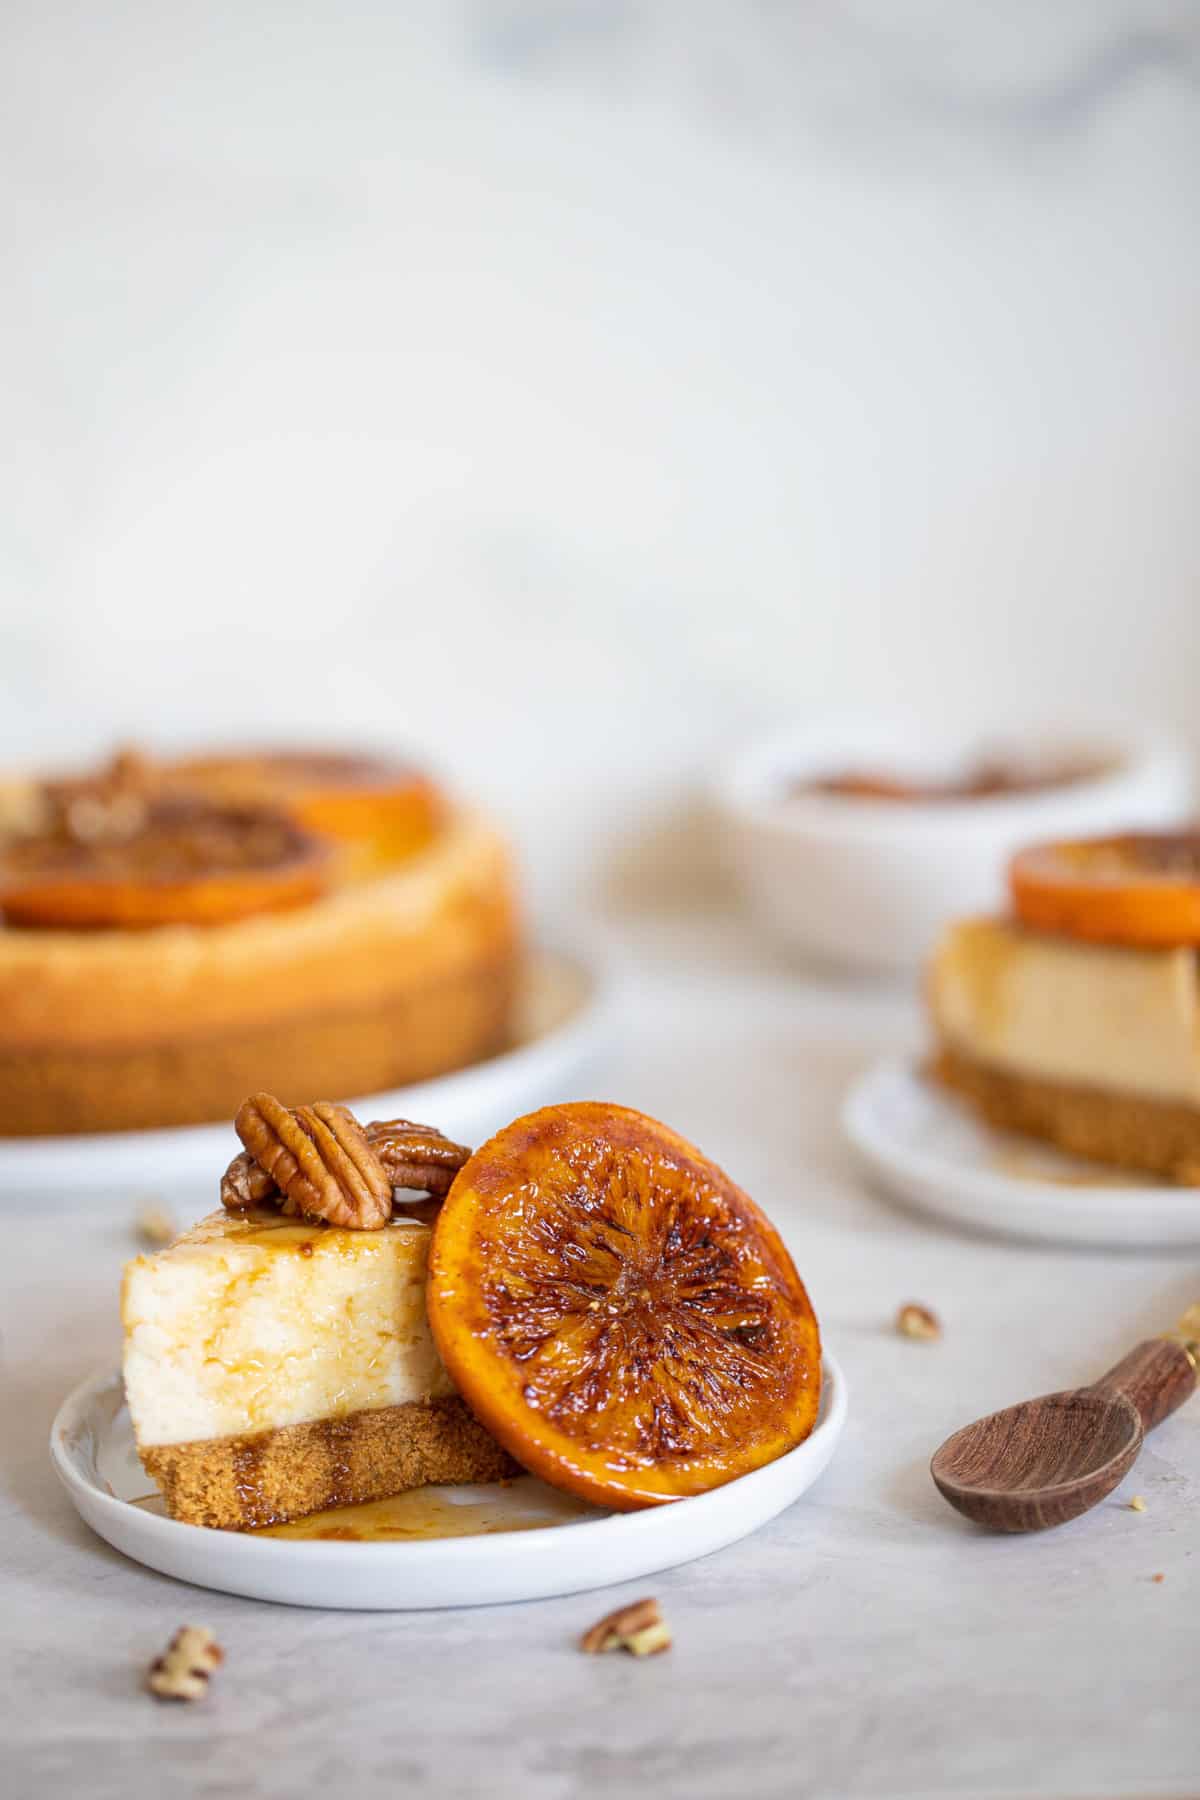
989;1146;1168;1189
130;1478;597;1538
254;1480;595;1542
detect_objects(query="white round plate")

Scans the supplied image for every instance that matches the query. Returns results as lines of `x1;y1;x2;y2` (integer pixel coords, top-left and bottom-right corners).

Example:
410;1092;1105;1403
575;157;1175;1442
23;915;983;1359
844;1057;1200;1249
50;1357;846;1610
0;946;611;1207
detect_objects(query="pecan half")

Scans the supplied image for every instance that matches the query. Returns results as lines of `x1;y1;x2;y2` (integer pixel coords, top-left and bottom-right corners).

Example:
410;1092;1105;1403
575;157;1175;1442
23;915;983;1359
220;1103;471;1221
234;1092;392;1229
366;1118;471;1198
147;1625;224;1702
50;746;155;847
580;1597;671;1657
896;1302;941;1342
220;1150;279;1212
135;1202;178;1247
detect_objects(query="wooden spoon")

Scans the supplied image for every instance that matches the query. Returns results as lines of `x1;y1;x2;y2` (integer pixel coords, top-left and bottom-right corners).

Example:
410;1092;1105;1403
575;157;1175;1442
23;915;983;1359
931;1308;1200;1532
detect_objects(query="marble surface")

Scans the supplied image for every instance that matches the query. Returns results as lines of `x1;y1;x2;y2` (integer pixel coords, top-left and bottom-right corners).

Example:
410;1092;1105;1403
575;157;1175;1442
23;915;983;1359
3;906;1197;1799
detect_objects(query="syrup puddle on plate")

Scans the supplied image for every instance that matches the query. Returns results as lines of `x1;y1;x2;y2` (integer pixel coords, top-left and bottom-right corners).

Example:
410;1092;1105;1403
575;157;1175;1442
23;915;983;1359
132;1478;600;1541
989;1144;1170;1190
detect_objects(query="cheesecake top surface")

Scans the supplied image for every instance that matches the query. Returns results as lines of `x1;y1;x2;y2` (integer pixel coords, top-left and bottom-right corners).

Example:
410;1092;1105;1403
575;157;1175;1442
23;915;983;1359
930;915;1200;1105
122;1208;455;1447
0;807;515;1048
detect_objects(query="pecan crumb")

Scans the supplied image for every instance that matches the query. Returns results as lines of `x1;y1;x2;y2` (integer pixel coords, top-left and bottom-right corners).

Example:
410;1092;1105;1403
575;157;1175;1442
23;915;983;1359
146;1626;223;1701
580;1597;671;1658
896;1302;941;1341
135;1203;177;1248
220;1148;277;1213
1128;1495;1147;1513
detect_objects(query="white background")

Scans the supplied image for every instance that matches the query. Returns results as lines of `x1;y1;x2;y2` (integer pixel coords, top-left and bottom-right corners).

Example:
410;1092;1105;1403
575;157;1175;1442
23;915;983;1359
5;12;1200;1796
3;0;1199;906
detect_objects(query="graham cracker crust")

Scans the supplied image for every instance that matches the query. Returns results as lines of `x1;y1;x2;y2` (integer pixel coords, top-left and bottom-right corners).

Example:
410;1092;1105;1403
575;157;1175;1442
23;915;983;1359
932;1044;1200;1187
141;1396;518;1531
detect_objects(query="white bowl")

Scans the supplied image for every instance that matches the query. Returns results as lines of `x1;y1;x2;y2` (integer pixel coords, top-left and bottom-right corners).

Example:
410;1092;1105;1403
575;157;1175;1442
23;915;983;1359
713;717;1193;974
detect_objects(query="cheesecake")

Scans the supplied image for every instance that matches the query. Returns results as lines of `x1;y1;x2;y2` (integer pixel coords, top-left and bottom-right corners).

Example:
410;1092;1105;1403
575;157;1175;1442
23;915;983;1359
0;747;521;1136
929;915;1200;1183
123;1207;513;1530
124;1090;825;1529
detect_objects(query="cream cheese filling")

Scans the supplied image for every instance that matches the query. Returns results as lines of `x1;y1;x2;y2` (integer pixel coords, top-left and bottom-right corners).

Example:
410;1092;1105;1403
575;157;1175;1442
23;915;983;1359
121;1210;455;1448
930;917;1200;1106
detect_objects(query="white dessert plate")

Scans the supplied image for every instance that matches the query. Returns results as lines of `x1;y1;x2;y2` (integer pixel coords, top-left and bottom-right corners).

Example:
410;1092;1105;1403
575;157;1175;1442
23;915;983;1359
50;1355;846;1610
844;1058;1200;1250
0;945;611;1207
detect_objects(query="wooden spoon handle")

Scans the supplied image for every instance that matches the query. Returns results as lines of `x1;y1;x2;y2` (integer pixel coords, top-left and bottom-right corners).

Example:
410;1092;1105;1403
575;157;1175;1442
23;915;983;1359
1090;1338;1197;1432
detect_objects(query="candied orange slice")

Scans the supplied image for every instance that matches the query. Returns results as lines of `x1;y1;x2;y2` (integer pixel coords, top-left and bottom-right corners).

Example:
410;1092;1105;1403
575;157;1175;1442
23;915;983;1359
168;749;445;877
1011;833;1200;948
427;1102;822;1509
0;800;331;930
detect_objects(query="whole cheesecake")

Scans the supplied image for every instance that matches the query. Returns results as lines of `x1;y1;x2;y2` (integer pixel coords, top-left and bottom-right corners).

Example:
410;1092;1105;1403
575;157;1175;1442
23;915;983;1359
0;749;521;1136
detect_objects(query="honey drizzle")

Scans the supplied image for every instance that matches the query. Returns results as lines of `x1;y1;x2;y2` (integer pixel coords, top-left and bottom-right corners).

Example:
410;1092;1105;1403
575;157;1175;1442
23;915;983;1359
254;1481;596;1542
316;1415;355;1511
990;1146;1170;1189
131;1479;598;1538
230;1435;278;1527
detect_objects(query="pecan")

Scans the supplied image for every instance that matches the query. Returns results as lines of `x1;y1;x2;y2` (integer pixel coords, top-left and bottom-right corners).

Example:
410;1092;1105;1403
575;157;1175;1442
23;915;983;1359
366;1118;471;1198
221;1102;471;1221
896;1302;941;1341
234;1092;392;1229
135;1202;178;1247
580;1597;671;1657
49;745;155;846
147;1626;223;1702
220;1150;279;1213
63;790;148;846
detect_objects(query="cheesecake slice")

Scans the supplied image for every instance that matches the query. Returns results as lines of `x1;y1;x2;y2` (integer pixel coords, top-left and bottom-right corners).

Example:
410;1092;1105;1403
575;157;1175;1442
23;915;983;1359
929;916;1200;1183
122;1208;513;1530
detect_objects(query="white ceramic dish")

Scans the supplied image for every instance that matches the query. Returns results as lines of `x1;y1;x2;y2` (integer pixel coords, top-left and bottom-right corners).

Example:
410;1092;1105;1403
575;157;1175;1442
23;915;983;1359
50;1355;846;1610
0;946;612;1207
713;716;1191;973
844;1057;1200;1249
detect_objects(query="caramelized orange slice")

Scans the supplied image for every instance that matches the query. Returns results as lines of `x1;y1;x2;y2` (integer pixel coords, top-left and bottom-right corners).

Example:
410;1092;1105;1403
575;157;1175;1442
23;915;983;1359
168;749;445;877
427;1102;821;1509
0;801;331;930
1011;833;1200;948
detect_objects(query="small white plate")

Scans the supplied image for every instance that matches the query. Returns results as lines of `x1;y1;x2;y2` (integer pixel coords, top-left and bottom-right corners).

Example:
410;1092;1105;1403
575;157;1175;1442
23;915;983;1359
50;1358;846;1610
0;946;611;1207
843;1057;1200;1249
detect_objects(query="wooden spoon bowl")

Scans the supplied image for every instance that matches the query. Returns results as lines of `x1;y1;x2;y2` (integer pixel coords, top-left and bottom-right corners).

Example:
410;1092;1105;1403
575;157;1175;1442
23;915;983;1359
932;1389;1143;1532
931;1337;1196;1533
